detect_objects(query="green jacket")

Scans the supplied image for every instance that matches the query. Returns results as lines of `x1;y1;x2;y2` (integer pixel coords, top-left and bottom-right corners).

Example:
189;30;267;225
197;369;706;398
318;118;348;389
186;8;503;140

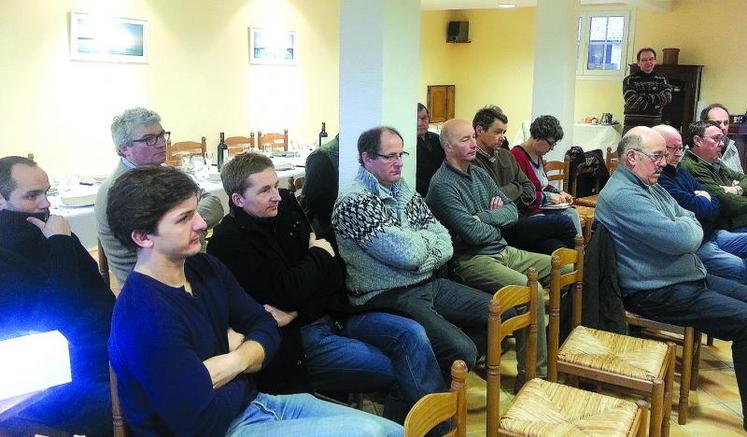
681;150;747;230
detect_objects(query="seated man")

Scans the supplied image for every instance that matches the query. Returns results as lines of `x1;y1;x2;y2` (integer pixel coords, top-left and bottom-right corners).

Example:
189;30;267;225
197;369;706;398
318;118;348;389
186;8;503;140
511;115;582;236
332;126;496;375
416;103;445;197
425;119;550;383
0;156;113;435
472;105;576;254
681;120;747;233
106;165;401;436
655;124;747;283
302;133;339;241
208;152;445;424
95;106;224;286
596;126;747;430
701;103;743;174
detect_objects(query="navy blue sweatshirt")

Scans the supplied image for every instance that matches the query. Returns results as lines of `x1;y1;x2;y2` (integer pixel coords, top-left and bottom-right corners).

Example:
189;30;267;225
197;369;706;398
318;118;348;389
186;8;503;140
109;254;280;436
658;164;720;240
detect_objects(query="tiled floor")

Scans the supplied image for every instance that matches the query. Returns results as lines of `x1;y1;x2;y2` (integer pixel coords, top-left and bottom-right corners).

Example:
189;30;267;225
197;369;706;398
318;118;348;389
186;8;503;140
465;338;746;436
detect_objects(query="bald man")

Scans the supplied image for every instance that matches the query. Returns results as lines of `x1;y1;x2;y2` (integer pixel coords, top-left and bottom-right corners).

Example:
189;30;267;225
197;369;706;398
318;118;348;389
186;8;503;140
596;126;747;429
655;125;747;283
425;118;550;385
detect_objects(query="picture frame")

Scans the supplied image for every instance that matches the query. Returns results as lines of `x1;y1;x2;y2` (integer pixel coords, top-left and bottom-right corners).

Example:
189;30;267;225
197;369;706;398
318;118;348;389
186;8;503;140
69;11;148;63
249;27;296;65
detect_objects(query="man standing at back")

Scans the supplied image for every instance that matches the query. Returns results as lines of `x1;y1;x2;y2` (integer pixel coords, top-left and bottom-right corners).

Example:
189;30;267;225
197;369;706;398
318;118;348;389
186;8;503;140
0;156;113;435
701;103;743;174
95;107;224;286
622;48;672;133
332;126;494;376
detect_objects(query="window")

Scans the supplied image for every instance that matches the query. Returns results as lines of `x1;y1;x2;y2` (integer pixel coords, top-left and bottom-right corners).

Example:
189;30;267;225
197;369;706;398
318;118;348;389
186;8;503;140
577;10;632;78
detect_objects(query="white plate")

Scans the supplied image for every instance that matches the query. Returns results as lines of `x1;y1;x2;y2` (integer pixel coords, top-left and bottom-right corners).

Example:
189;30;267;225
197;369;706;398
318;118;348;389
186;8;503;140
540;202;571;210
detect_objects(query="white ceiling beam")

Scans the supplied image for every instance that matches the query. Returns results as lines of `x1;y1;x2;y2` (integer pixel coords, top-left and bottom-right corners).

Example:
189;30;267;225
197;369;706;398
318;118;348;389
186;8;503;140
618;0;672;12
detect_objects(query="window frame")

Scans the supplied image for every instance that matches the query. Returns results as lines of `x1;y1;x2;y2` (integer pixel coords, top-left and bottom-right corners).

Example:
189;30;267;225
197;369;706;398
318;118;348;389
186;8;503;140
576;8;635;81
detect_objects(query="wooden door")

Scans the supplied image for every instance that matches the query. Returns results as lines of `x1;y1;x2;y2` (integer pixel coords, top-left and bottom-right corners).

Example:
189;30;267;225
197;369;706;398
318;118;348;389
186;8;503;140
427;85;455;122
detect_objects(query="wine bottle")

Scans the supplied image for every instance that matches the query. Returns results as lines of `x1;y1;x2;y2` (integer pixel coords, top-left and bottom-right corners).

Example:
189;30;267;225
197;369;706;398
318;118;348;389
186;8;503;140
217;132;229;169
318;122;328;148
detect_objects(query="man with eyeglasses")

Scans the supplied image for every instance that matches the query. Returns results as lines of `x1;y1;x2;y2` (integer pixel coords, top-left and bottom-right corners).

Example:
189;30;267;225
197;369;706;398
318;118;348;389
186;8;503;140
681;120;747;234
95;107;224;286
332;126;497;379
655;124;747;283
701;103;743;174
622;48;672;134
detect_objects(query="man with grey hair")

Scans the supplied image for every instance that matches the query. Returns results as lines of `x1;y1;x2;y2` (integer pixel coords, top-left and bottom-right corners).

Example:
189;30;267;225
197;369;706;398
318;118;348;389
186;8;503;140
95;107;224;285
701;103;743;174
596;126;747;429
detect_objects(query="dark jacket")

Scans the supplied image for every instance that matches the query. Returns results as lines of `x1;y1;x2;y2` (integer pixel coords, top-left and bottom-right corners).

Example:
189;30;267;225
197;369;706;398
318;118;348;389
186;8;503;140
302;135;339;240
416;131;445;197
658;163;719;240
582;223;628;334
207;189;350;393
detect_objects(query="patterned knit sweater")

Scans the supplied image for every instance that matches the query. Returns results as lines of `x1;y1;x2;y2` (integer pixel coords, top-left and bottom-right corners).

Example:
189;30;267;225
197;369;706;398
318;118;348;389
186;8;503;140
332;166;453;305
622;69;672;128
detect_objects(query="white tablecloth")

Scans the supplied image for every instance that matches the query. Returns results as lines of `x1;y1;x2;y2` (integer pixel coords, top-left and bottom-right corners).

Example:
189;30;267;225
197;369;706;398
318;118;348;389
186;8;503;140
572;123;622;152
50;158;305;250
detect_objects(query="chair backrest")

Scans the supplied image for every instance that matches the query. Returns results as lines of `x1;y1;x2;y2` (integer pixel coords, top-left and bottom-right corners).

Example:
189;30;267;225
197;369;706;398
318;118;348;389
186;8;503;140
486;268;538;437
404;360;468;437
606;146;619;174
547;235;585;382
543;159;570;192
166;137;207;166
257;129;289;152
109;364;128;437
225;134;255;157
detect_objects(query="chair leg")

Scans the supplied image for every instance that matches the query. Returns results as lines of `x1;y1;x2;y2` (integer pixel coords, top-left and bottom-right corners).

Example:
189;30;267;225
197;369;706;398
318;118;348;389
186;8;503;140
678;329;694;425
663;343;675;437
706;334;714;346
649;378;664;437
691;332;702;390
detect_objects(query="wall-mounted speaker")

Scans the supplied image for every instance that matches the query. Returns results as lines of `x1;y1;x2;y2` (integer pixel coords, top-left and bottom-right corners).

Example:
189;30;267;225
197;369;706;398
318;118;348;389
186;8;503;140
447;21;469;43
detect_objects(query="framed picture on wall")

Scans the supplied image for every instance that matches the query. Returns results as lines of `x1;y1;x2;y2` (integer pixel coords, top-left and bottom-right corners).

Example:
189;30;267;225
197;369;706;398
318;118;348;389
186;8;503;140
69;12;148;63
249;27;296;65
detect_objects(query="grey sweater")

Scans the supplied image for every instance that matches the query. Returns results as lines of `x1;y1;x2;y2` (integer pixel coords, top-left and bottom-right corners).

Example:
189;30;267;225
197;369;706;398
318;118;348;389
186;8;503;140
332;166;453;305
426;161;518;257
595;166;706;293
95;159;225;285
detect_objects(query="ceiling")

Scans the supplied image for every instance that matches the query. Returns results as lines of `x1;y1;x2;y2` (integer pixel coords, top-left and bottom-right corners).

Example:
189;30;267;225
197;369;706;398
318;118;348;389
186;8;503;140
420;0;674;12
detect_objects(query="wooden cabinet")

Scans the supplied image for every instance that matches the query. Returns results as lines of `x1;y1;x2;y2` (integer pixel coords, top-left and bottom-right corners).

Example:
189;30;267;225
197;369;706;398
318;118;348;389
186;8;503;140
629;64;703;132
427;85;455;123
728;114;747;172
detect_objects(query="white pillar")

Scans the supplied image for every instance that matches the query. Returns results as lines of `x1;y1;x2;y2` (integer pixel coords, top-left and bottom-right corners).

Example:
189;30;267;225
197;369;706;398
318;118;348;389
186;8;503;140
338;0;421;190
531;0;579;161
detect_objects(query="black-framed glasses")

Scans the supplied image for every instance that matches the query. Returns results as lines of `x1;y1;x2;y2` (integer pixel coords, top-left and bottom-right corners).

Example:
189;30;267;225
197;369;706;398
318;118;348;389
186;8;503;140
131;130;170;147
373;151;410;162
634;149;669;163
542;138;557;148
703;135;725;144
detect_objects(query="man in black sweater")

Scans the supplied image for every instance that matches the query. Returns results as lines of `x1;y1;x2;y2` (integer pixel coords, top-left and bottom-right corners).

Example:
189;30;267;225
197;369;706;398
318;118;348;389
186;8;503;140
622;48;672;133
208;152;446;425
0;156;114;435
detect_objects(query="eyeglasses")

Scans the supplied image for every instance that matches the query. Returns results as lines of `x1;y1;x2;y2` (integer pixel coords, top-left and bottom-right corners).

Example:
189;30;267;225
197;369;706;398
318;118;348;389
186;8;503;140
373;151;410;162
665;145;686;155
543;138;557;148
131;130;170;147
703;135;725;144
634;149;669;163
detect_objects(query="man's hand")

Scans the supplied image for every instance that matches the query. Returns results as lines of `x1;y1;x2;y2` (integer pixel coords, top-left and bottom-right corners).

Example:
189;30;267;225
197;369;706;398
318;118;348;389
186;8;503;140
309;237;335;257
26;214;71;238
722;186;743;196
694;190;712;201
203;340;266;388
559;191;574;203
488;196;504;210
264;304;298;327
227;328;245;352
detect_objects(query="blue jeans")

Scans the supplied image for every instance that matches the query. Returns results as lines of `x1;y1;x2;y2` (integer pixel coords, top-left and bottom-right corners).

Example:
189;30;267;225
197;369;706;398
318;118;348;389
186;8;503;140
623;274;747;418
697;233;747;283
714;229;747;257
361;278;494;373
225;392;402;436
301;313;446;423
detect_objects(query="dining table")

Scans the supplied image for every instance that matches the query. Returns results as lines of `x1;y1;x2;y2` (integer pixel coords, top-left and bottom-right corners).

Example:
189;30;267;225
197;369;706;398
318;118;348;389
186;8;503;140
49;156;306;250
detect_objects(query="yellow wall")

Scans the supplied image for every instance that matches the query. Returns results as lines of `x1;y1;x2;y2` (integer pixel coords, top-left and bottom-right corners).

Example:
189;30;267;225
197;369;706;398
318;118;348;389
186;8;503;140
419;8;536;137
0;0;339;178
421;1;747;141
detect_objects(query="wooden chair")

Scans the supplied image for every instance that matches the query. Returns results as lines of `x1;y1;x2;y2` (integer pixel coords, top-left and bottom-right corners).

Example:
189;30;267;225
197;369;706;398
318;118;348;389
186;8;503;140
543;159;570;192
403;360;468;437
288;175;305;197
225;134;255;157
606;146;619;174
548;237;676;437
97;239;110;289
490;268;647;437
625;312;701;424
109;364;128;437
166;137;207;166
257;129;289;152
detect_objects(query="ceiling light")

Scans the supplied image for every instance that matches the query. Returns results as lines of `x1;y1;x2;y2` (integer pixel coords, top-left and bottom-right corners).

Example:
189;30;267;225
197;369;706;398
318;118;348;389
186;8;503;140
498;2;517;8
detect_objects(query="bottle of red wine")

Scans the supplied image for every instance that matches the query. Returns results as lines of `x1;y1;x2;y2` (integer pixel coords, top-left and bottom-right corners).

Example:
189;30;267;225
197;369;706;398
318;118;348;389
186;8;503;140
318;122;328;148
217;132;228;169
